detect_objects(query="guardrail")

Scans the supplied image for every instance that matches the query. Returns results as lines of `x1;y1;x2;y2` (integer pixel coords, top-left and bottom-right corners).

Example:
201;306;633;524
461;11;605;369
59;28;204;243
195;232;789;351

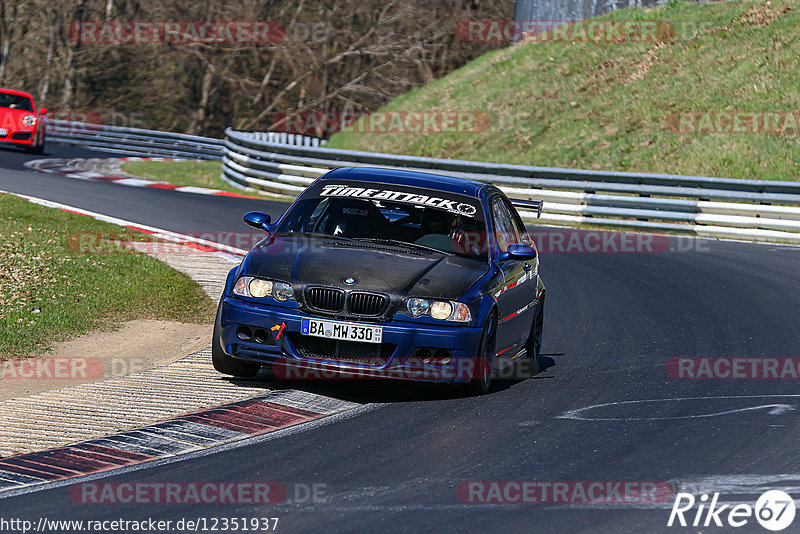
47;120;225;159
46;120;325;160
223;128;800;243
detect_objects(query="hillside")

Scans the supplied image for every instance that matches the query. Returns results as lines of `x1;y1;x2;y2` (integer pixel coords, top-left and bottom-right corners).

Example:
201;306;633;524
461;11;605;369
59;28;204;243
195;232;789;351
0;1;509;137
326;0;800;180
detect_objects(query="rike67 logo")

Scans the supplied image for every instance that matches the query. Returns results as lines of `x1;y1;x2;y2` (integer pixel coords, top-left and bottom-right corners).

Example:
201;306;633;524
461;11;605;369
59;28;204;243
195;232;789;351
668;490;796;531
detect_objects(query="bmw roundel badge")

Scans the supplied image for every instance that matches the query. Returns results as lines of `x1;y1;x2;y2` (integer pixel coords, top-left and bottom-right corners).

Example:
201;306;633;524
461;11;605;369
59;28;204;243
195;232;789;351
344;277;357;285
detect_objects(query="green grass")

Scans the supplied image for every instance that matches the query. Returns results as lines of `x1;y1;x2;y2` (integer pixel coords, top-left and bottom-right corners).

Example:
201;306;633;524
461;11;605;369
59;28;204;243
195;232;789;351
327;0;800;180
120;160;253;194
0;194;215;359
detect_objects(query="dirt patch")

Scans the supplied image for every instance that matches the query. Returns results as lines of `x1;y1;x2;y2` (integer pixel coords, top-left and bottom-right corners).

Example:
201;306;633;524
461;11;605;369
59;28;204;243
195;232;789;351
736;1;792;27
0;320;210;401
624;43;666;85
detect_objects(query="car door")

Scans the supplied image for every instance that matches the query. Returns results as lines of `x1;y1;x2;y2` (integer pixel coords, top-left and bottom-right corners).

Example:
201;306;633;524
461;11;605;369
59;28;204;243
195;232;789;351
491;196;534;356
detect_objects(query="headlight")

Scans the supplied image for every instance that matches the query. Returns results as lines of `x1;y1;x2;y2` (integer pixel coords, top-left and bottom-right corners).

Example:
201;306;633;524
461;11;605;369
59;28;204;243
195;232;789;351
232;276;294;301
430;301;453;320
249;279;273;298
22;115;37;126
406;297;430;317
404;298;471;323
273;282;294;302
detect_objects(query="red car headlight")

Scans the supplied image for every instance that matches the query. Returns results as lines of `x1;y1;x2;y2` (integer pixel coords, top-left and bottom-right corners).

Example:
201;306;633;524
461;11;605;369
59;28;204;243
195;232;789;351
22;115;37;127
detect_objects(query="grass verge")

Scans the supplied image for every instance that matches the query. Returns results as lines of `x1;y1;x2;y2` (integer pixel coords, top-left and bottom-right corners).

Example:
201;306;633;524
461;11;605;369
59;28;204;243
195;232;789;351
120;160;254;194
327;0;800;180
0;193;215;359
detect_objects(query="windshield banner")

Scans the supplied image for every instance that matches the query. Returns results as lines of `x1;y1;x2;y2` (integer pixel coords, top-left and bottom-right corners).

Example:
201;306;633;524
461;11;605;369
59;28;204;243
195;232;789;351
311;181;481;218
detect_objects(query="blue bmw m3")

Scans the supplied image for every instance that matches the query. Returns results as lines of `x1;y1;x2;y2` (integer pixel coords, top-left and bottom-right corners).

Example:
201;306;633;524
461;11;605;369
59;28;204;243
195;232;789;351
212;167;545;394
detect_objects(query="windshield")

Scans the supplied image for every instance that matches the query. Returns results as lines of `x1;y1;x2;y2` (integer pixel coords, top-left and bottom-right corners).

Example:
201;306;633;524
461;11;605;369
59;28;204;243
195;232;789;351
277;182;488;261
0;93;32;112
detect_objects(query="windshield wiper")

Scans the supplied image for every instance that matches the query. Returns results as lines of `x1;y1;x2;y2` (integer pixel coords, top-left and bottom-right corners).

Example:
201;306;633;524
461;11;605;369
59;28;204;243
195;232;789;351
359;238;453;255
292;232;410;250
288;231;360;243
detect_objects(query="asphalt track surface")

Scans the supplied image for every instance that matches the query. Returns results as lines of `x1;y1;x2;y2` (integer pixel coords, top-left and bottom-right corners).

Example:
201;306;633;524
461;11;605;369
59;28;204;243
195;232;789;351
1;143;800;533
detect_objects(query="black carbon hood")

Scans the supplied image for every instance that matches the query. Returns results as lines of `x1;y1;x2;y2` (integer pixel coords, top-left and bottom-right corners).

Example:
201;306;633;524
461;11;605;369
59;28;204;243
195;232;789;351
240;235;487;300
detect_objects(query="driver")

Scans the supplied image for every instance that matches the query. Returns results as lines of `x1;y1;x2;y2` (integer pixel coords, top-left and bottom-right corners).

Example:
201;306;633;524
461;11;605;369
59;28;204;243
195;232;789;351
415;208;454;251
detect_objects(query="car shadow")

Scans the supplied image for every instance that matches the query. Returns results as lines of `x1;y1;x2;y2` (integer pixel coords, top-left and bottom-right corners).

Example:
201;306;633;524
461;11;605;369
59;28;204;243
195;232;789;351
539;353;559;371
492;353;558;391
223;353;560;404
0;144;34;155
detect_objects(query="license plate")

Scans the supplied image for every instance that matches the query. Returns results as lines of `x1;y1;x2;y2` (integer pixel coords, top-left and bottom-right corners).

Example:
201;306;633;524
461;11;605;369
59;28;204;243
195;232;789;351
0;129;7;137
301;318;383;344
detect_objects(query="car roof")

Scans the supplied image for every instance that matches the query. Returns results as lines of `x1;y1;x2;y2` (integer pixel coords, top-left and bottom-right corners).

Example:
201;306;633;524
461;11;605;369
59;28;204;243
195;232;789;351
322;167;488;198
0;88;34;99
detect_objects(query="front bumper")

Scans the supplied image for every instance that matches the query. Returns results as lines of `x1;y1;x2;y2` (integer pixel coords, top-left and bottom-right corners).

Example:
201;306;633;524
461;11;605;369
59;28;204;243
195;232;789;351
0;129;36;146
218;296;484;383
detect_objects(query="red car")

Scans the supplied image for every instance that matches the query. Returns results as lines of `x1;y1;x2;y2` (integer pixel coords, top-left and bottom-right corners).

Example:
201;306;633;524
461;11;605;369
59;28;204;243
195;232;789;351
0;89;47;154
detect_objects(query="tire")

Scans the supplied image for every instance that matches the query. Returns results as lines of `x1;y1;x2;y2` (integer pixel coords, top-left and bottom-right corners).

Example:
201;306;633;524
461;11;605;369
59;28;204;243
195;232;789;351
469;313;497;395
27;134;44;155
211;299;260;377
525;292;545;378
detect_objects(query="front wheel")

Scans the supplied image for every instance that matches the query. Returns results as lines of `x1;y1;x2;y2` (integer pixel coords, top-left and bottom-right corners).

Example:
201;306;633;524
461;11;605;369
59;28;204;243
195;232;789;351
211;299;260;377
469;313;497;395
27;134;44;155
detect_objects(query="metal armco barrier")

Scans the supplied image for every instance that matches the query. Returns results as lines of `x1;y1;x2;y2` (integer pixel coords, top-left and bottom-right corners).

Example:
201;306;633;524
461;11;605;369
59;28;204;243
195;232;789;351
223;128;800;244
45;119;800;243
46;121;324;160
47;120;225;159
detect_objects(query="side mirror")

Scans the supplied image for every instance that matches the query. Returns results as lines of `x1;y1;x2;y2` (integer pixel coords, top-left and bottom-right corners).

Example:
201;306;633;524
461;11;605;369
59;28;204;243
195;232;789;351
38;107;48;115
499;243;537;262
243;211;271;232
